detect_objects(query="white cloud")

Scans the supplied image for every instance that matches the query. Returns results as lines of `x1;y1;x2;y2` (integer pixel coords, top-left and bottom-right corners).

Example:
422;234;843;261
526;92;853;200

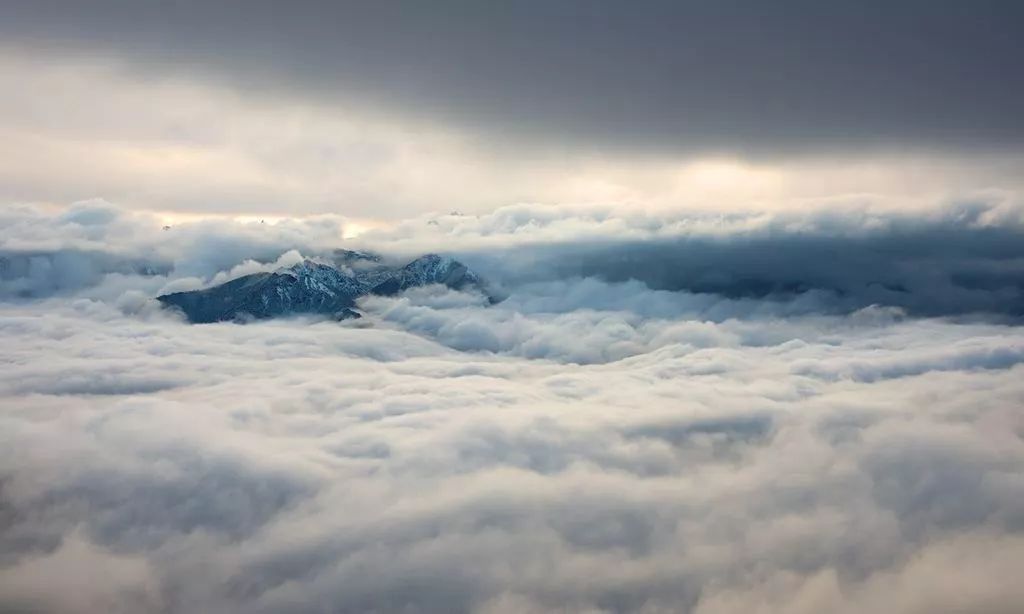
2;198;1024;611
1;259;1023;612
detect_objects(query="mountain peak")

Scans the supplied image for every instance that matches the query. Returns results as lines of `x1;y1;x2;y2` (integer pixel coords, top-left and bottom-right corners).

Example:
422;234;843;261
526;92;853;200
279;259;327;273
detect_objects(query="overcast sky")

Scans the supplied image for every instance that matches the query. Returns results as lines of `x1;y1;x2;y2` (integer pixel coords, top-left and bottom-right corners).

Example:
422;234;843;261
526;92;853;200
2;1;1023;221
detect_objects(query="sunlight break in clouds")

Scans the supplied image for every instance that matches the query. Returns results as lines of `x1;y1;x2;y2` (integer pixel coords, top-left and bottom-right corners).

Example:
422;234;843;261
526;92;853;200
1;54;1022;224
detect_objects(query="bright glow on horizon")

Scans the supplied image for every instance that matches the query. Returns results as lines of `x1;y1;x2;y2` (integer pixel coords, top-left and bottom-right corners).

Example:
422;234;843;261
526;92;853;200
1;55;1021;223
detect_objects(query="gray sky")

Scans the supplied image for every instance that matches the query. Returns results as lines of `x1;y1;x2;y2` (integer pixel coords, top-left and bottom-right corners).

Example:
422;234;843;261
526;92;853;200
2;0;1023;219
6;0;1024;154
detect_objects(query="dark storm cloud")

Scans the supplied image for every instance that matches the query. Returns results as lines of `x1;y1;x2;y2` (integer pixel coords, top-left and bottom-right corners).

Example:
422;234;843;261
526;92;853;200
479;217;1024;318
3;0;1023;156
426;201;1024;319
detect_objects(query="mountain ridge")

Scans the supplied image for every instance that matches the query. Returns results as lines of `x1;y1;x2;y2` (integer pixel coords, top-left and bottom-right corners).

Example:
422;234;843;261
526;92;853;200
157;253;491;323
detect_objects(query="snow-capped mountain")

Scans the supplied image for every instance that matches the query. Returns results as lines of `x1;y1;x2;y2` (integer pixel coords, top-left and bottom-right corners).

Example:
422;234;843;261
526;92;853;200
355;254;485;296
157;254;491;323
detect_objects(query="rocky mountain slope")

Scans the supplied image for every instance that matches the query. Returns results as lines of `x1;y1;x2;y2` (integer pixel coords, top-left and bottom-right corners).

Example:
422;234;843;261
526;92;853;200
157;254;490;323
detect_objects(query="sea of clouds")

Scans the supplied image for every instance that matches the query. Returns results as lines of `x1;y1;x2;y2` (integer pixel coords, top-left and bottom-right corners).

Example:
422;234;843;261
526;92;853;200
2;199;1023;613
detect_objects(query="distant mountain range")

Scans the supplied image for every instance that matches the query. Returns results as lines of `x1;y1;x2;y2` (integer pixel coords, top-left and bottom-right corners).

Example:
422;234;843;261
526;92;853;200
157;252;492;323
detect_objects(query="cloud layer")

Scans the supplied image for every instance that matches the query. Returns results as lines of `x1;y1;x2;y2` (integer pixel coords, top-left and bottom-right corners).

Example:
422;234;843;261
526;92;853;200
5;1;1024;156
2;10;1022;220
5;197;1024;318
1;201;1024;612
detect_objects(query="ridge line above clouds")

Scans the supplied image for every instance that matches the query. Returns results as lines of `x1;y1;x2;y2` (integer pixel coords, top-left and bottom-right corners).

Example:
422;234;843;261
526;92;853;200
2;198;1024;319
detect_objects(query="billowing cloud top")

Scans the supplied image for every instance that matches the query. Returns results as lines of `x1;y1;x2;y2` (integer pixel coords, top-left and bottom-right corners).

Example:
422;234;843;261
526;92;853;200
2;198;1024;613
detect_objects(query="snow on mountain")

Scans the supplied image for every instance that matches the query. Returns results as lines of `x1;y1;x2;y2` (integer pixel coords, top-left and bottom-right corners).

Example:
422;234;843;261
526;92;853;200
157;254;490;323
